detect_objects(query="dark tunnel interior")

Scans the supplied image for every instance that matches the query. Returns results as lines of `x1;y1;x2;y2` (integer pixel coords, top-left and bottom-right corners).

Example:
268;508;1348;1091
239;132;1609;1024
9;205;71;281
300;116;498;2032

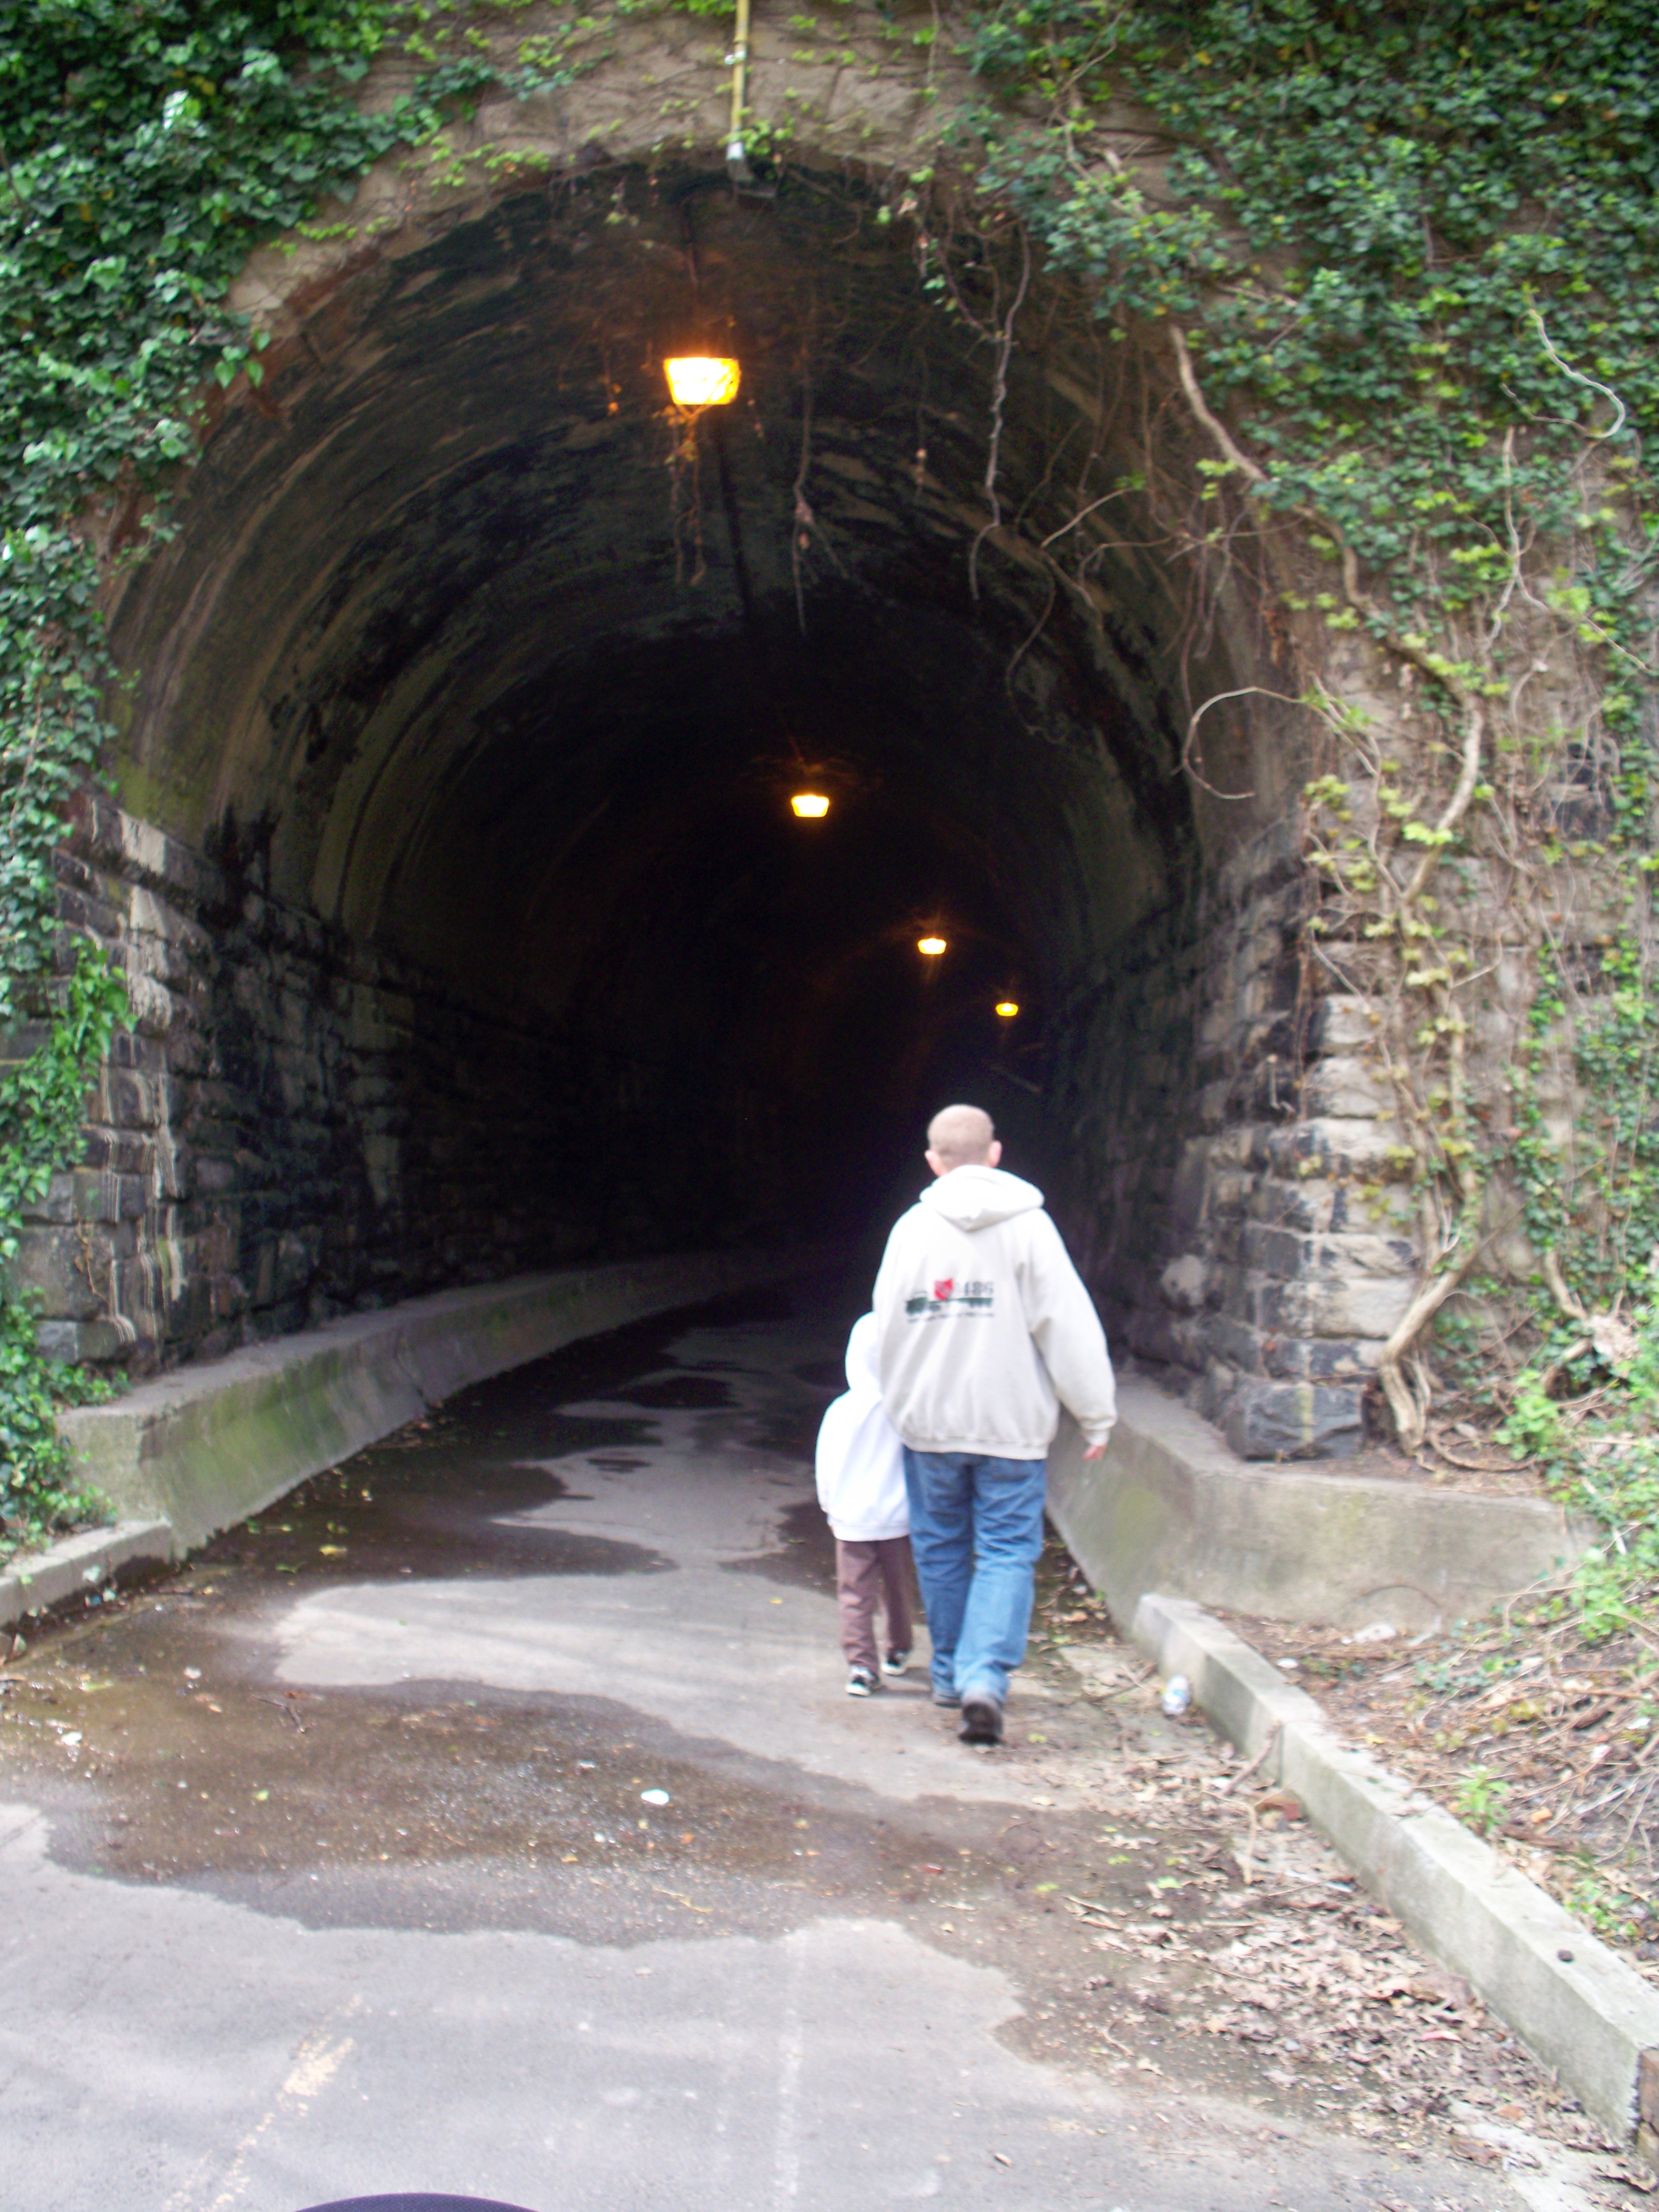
89;165;1282;1375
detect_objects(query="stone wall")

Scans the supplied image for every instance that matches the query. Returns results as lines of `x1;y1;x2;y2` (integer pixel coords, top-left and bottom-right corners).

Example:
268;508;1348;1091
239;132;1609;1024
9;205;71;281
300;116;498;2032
15;5;1421;1451
13;794;784;1374
1053;823;1414;1459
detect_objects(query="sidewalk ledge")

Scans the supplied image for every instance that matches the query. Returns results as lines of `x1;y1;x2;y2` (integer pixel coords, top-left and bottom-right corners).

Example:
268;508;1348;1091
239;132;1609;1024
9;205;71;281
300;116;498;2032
59;1243;836;1553
1;1519;176;1633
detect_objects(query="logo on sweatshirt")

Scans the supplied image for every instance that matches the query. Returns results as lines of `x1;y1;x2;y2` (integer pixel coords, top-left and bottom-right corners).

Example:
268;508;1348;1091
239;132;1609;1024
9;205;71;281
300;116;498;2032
905;1277;995;1320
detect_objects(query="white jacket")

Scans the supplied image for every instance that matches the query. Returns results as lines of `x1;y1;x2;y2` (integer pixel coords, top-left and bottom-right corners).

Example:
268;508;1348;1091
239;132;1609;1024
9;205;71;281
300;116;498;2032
815;1313;910;1542
872;1166;1117;1457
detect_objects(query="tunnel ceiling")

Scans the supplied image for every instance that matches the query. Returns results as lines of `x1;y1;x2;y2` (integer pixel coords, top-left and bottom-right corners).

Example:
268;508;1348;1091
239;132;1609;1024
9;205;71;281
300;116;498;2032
104;164;1266;1164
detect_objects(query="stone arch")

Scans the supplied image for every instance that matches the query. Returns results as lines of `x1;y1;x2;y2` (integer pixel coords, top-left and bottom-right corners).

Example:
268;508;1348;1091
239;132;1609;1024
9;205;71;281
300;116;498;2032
37;23;1409;1459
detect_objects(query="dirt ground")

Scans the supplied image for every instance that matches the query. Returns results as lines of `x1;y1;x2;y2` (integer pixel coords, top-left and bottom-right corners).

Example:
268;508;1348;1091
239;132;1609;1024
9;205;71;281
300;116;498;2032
1212;1595;1659;1987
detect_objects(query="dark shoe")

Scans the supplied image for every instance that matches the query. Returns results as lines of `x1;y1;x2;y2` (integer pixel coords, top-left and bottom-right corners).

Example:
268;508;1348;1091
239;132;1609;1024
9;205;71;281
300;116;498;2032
959;1691;1004;1744
846;1666;879;1697
931;1686;961;1709
882;1647;912;1677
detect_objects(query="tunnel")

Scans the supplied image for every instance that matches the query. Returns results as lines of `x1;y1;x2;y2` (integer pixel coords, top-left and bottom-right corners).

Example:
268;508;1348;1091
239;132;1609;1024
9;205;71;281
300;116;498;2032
49;162;1392;1460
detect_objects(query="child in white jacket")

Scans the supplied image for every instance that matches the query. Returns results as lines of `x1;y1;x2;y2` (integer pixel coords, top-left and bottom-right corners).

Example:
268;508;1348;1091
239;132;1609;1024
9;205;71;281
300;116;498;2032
815;1313;914;1697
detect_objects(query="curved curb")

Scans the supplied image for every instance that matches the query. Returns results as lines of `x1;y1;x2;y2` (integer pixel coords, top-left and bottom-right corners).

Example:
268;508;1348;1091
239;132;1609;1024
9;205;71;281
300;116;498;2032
1;1517;175;1634
57;1244;836;1551
1131;1590;1659;2149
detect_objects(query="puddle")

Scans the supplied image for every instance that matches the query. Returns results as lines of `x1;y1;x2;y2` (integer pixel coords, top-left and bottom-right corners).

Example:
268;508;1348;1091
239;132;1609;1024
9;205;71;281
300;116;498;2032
203;1453;672;1587
610;1374;734;1410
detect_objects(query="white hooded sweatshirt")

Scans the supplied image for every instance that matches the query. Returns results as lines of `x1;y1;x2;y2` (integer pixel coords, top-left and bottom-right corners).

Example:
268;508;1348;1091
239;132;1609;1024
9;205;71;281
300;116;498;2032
872;1165;1116;1458
815;1312;910;1542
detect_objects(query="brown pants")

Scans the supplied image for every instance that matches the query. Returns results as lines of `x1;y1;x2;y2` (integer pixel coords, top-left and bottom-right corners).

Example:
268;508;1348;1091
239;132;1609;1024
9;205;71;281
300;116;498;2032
836;1537;915;1674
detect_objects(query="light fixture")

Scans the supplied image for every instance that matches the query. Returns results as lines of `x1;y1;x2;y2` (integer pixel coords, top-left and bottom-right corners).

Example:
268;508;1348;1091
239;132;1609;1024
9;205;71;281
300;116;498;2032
790;792;831;819
995;1000;1020;1019
664;356;741;410
917;935;947;958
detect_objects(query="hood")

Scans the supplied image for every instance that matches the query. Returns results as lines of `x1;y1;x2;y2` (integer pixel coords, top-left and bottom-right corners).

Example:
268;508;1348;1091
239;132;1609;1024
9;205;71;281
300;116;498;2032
843;1311;882;1397
919;1164;1045;1233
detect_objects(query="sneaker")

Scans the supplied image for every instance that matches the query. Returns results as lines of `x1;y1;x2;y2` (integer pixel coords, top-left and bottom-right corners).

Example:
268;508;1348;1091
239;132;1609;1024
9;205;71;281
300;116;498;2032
930;1686;961;1709
959;1690;1004;1744
846;1666;879;1697
882;1647;911;1677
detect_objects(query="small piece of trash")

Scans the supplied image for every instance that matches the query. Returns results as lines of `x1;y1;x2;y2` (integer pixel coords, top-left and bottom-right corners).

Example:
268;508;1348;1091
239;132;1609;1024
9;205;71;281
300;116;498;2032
183;1667;201;1680
1160;1673;1192;1717
81;1564;105;1586
62;1731;82;1748
253;1790;269;1802
992;2153;1011;2167
577;1760;597;1770
640;1789;670;1806
1276;1657;1300;1672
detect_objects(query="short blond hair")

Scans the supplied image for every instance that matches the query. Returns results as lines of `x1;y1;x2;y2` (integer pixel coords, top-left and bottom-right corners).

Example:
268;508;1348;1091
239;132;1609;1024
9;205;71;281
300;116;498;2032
927;1103;996;1166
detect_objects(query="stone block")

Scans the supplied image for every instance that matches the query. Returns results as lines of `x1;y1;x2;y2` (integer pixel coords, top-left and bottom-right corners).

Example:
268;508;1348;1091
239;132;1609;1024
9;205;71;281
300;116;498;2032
107;1069;157;1127
1269;1117;1407;1177
0;1022;54;1065
1243;1224;1417;1280
1159;1253;1210;1313
1266;1274;1416;1340
37;1317;138;1365
21;1174;77;1226
1225;1379;1365;1460
1300;1055;1395;1119
71;1170;150;1224
1310;995;1381;1051
9;1228;104;1320
1205;1311;1266;1373
1262;1333;1387;1381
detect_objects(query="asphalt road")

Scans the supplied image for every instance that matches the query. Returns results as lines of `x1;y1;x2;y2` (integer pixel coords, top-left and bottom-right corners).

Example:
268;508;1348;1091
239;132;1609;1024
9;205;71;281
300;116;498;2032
0;1281;1587;2212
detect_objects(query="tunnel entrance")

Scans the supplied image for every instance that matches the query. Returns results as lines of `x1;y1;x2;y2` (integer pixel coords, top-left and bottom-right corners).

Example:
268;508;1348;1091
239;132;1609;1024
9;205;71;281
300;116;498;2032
46;162;1399;1460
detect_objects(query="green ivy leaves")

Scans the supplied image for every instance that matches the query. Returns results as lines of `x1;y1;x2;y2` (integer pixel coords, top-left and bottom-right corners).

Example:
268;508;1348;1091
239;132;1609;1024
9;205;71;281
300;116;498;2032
0;0;531;1553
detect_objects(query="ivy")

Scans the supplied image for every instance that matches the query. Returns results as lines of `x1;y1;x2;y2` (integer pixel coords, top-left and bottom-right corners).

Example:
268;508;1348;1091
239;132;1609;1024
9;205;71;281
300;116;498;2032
938;0;1659;1480
967;0;1659;658
0;1;576;1557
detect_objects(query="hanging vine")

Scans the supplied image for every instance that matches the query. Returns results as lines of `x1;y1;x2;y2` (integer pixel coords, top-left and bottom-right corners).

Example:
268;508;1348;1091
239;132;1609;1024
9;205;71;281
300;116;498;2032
0;1;576;1555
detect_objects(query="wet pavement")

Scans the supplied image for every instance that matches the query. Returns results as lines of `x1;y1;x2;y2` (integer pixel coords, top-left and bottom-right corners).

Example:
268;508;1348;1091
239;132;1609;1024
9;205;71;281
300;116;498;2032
0;1280;1619;2212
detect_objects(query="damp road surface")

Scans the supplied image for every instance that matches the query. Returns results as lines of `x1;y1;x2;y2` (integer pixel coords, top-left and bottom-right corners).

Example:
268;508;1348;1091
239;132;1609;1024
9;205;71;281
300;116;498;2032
0;1281;1597;2212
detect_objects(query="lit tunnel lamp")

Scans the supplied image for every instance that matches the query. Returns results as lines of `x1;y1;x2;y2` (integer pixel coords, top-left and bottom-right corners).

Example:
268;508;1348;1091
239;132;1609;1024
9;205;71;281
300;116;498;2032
790;791;831;819
917;935;948;958
995;1000;1020;1019
664;355;741;410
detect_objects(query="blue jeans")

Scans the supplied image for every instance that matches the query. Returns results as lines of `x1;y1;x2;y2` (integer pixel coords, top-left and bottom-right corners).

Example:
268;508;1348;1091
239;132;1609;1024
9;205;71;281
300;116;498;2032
901;1449;1047;1705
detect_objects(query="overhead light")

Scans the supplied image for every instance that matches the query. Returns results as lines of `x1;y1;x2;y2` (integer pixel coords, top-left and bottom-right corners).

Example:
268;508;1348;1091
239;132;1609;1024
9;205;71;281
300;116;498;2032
790;792;831;819
995;1000;1020;1019
917;935;947;958
664;356;741;409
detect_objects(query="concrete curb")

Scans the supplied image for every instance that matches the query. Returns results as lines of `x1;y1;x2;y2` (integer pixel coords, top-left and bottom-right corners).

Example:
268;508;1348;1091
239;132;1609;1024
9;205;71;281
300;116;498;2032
1047;1389;1589;1632
1128;1590;1659;2147
57;1242;836;1552
1;1518;175;1632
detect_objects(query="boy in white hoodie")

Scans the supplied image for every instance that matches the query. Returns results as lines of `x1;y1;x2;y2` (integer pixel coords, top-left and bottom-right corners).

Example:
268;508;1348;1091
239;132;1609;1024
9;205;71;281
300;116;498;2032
872;1104;1116;1744
815;1312;914;1697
